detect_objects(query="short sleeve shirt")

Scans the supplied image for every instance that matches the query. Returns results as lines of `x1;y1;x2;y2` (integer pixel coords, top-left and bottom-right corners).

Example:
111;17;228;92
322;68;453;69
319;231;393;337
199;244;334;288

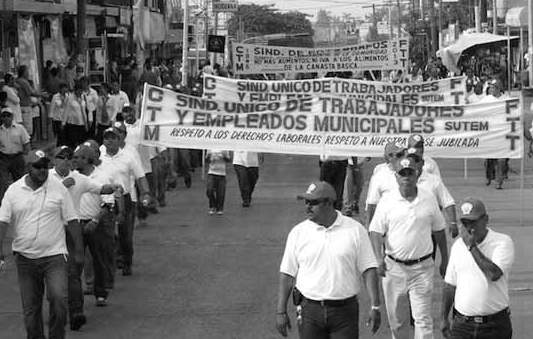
0;123;30;154
369;188;446;260
0;176;77;258
99;147;145;195
233;151;259;167
49;169;102;217
366;164;397;206
423;155;441;178
280;211;378;300
445;229;514;316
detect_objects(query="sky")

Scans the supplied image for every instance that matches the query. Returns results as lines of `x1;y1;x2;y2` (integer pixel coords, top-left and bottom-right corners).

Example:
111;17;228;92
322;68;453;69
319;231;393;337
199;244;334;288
241;0;376;21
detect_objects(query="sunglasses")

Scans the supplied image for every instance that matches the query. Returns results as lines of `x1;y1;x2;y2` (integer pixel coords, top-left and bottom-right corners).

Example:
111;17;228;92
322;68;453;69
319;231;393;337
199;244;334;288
305;199;325;206
32;163;49;170
398;168;416;177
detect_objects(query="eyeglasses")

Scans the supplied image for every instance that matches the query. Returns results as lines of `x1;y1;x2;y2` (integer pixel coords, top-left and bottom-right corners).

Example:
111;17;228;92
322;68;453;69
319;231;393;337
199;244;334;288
305;199;325;206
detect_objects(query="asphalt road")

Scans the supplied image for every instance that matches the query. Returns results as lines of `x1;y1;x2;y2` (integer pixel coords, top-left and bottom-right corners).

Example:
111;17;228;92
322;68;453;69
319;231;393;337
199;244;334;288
1;153;533;339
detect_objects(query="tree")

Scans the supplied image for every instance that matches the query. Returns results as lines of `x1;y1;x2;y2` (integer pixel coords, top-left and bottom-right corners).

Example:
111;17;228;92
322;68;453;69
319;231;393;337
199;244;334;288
227;4;314;44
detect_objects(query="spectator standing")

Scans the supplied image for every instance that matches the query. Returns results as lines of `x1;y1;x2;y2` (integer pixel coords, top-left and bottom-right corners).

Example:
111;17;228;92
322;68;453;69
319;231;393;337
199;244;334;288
15;65;41;136
0;149;83;339
441;198;514;339
206;149;231;215
233;151;262;207
49;82;70;145
0;107;31;200
63;82;88;148
139;59;161;87
2;73;23;124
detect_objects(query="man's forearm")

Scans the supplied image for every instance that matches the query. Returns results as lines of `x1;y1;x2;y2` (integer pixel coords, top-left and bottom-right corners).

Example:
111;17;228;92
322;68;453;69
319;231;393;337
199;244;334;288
434;230;448;266
470;246;503;281
441;283;456;320
369;231;385;263
136;177;150;196
366;204;377;226
362;268;381;307
0;221;9;258
277;273;295;313
443;205;457;227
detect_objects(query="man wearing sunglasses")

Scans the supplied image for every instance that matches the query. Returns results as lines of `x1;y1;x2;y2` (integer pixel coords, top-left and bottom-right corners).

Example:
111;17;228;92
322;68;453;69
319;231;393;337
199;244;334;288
441;198;514;339
0;149;82;339
366;141;406;226
277;181;381;338
369;157;448;339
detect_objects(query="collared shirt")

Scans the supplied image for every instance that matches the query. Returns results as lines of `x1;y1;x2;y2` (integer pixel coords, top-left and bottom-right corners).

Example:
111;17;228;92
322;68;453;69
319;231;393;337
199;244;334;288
233;151;259;167
99;147;145;195
85;88;99;116
125;120;160;173
280;211;378;300
107;91;130;122
445;229;514;316
49;93;69;122
417;171;455;208
423;155;441;178
0;175;77;258
0;123;30;154
64;94;87;126
49;169;102;217
79;165;115;220
366;164;397;206
369;188;446;260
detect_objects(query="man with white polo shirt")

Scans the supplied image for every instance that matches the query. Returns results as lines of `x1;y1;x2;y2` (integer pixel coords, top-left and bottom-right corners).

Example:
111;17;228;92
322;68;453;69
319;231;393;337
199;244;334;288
366;141;405;225
369;156;448;339
276;181;381;338
100;125;151;276
441;198;514;339
0;149;82;339
49;145;119;330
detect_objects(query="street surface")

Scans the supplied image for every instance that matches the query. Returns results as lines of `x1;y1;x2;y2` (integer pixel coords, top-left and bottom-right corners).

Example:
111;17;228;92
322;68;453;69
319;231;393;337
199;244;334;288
1;154;533;339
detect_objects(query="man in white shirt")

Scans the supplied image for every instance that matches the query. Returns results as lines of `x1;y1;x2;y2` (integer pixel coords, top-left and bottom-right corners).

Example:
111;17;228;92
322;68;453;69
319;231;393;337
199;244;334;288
107;81;130;122
441;198;514;339
100;125;151;276
233;151;262;207
369;156;448;339
2;73;22;123
276;181;381;338
0;149;82;339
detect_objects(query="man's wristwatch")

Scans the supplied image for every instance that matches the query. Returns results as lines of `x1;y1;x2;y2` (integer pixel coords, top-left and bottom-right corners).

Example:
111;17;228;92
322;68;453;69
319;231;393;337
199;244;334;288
371;305;380;311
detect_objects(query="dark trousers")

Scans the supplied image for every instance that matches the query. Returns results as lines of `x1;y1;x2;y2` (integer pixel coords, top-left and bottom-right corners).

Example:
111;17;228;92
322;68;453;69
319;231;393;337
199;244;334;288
320;160;348;210
66;229;84;320
0;153;25;201
15;253;68;339
63;123;87;149
117;194;135;267
52;120;63;146
206;174;226;211
485;159;508;184
299;297;359;339
95;123;111;145
234;165;259;205
450;310;512;339
151;156;167;204
85;209;116;298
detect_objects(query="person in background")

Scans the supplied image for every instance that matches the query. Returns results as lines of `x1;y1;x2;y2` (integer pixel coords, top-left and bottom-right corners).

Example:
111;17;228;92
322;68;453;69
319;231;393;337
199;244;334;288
2;73;23;124
107;80;130;122
49;82;70;146
206;149;231;215
62;81;88;148
107;60;120;85
441;198;514;339
139;59;161;87
0;149;83;339
95;83;113;144
407;134;441;178
319;154;349;211
0;107;31;201
121;58;138;104
15;65;42;136
80;77;98;140
233;151;262;207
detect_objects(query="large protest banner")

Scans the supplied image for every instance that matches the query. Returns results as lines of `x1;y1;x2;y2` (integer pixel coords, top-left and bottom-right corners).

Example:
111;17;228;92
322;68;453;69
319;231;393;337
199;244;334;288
203;74;467;105
231;39;409;75
140;84;523;158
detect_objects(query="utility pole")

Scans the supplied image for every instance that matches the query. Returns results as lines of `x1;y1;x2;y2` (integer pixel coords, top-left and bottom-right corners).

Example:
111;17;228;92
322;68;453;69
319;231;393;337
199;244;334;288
181;0;189;87
429;0;437;56
397;0;401;38
438;0;443;50
492;0;497;34
529;0;533;86
77;0;87;62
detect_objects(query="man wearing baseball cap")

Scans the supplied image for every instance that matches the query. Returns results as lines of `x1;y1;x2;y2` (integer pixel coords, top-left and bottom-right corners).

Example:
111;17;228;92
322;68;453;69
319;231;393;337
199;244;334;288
0;107;31;201
0;149;82;339
277;181;381;338
441;198;514;339
369;156;448;339
365;141;406;225
407;134;441;178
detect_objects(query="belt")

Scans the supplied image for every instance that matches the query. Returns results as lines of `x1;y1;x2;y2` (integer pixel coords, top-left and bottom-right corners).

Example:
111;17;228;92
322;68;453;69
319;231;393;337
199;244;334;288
387;253;432;266
453;308;510;324
304;295;357;307
0;152;22;158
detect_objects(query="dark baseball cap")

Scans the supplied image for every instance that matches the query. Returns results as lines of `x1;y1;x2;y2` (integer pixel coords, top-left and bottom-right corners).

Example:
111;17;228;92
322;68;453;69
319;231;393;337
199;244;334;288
384;141;405;157
297;181;337;201
459;197;487;221
396;156;417;173
53;145;73;159
26;149;51;167
407;134;424;148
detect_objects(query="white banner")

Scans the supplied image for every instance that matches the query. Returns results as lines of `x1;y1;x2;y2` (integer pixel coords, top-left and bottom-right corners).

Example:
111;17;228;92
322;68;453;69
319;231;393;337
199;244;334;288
203;74;467;105
140;84;523;159
231;39;409;75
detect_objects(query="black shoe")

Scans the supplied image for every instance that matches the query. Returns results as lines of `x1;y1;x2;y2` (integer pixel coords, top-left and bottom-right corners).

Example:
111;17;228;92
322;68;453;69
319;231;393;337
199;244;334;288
184;176;192;188
122;266;132;276
242;201;250;208
496;183;503;190
486;179;492;186
70;314;87;331
158;199;166;207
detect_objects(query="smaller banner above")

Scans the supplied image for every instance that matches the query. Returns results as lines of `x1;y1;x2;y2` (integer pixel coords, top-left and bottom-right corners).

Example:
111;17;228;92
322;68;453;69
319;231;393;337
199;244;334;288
213;0;238;12
231;39;409;75
139;84;522;159
203;74;467;105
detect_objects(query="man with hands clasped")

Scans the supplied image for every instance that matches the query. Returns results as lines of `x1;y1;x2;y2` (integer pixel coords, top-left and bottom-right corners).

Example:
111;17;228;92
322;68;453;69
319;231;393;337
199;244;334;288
276;181;381;339
441;198;514;339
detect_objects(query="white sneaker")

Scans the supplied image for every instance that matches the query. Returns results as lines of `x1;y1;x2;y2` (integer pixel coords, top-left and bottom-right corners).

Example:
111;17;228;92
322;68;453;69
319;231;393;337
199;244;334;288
208;208;216;215
216;210;224;215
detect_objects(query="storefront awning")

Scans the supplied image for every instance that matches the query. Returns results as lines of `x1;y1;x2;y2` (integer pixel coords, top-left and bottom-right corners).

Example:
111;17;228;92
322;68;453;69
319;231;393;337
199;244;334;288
505;7;527;27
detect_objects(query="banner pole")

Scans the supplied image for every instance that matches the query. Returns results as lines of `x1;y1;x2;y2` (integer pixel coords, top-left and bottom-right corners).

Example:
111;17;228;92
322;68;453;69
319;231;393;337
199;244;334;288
520;95;526;226
463;158;468;179
202;149;206;181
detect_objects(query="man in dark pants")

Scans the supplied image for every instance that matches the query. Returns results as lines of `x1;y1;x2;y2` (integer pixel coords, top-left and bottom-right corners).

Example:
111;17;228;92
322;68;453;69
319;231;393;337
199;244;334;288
442;198;514;339
0;107;30;200
233;151;261;207
276;181;381;338
0;149;83;339
319;155;348;211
